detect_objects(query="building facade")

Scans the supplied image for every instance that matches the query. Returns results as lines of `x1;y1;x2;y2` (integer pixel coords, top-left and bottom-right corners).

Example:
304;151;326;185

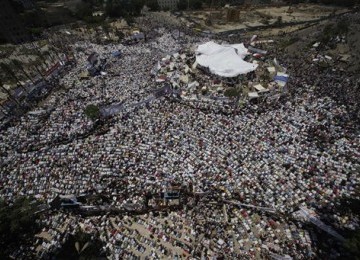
157;0;179;10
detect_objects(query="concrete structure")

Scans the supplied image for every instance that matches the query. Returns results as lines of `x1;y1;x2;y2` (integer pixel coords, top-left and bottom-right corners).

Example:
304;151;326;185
158;0;179;10
0;0;31;43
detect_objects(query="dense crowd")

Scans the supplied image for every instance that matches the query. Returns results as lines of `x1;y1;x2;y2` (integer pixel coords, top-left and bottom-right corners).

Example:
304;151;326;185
0;13;359;259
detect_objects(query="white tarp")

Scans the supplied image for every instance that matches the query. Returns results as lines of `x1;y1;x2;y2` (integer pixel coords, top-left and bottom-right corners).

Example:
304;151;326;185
248;92;259;98
195;41;258;78
253;84;268;93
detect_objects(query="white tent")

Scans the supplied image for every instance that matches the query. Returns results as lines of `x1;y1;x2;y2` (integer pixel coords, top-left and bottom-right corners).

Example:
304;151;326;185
195;41;258;78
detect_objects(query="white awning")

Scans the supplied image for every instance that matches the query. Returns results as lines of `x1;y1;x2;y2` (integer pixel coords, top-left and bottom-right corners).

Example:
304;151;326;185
195;41;258;77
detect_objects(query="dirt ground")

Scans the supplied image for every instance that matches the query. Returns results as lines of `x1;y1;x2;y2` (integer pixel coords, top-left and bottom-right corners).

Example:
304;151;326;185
185;4;349;33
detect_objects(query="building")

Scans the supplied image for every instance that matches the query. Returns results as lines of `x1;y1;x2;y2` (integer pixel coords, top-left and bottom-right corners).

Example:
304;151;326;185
157;0;179;10
0;0;31;44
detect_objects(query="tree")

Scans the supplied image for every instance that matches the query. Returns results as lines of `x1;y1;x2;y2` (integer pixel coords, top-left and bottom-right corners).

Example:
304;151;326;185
10;59;36;108
177;1;187;10
105;0;125;18
275;16;283;26
84;104;100;120
75;1;93;20
0;62;28;94
102;22;111;38
21;9;48;29
345;230;360;260
131;0;146;15
319;0;359;7
0;78;20;107
31;63;47;83
224;88;240;98
146;0;160;11
43;50;56;64
11;59;35;85
190;0;203;10
0;197;40;258
49;46;64;62
335;196;360;216
335;194;360;259
178;0;203;10
9;0;25;13
27;27;43;38
105;0;145;18
30;43;50;69
55;229;106;259
115;30;125;41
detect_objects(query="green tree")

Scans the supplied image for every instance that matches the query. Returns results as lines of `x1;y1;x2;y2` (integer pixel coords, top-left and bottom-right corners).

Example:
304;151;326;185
115;30;125;40
0;78;20;107
336;194;360;259
345;230;360;260
29;43;50;69
49;46;63;62
105;0;145;18
0;197;40;258
11;59;35;85
30;62;47;83
177;1;187;10
9;0;25;13
190;0;203;10
131;0;146;15
105;0;125;18
146;0;160;11
319;0;359;7
275;16;283;26
84;104;100;120
0;62;28;94
21;9;48;28
336;197;360;215
75;1;93;20
28;27;43;38
43;50;57;64
55;229;105;259
224;88;240;98
9;59;36;107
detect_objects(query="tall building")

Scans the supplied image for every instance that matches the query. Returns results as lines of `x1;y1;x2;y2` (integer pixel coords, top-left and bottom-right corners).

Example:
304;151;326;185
0;0;30;44
157;0;179;10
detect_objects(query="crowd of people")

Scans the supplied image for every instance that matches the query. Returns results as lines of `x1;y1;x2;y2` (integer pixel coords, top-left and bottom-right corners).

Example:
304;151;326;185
0;12;359;259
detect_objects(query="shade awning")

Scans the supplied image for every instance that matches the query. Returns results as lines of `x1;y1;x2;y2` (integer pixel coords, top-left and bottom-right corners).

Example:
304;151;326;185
195;41;258;78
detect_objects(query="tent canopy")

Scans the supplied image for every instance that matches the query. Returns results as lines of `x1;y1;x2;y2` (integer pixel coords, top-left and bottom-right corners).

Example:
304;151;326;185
195;41;258;78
